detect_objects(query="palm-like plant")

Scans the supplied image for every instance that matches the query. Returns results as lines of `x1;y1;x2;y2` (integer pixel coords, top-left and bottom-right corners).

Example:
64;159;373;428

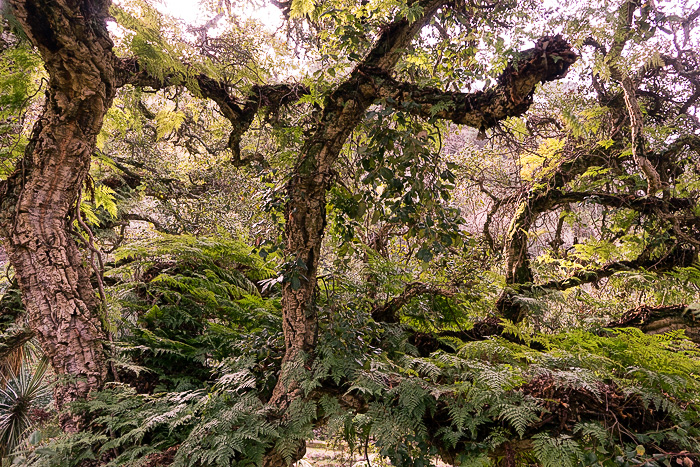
0;356;50;459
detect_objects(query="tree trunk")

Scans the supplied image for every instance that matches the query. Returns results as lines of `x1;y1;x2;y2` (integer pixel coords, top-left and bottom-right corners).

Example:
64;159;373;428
261;20;575;466
609;304;700;343
0;0;118;431
262;9;445;464
262;163;330;466
496;194;546;322
263;110;359;466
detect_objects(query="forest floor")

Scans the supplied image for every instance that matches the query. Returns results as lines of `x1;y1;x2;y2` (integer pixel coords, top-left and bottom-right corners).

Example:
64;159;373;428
295;441;450;466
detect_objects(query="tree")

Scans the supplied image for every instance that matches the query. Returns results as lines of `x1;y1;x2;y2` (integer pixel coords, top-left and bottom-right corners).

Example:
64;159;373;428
0;0;121;432
493;0;700;325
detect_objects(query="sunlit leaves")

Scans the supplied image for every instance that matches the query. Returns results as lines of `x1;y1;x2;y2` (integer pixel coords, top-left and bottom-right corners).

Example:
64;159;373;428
289;0;316;19
0;41;44;176
155;109;186;140
80;185;119;226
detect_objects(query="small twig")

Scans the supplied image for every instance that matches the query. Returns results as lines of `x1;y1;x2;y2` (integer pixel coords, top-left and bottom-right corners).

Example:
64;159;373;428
364;433;372;467
75;190;120;383
76;191;106;304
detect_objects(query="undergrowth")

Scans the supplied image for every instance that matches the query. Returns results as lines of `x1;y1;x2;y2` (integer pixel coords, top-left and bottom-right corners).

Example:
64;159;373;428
12;236;700;467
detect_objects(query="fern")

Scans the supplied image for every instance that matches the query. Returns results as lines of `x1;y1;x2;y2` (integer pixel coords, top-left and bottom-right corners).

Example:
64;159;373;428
21;234;700;466
532;433;583;467
108;235;282;392
495;394;542;438
573;421;610;447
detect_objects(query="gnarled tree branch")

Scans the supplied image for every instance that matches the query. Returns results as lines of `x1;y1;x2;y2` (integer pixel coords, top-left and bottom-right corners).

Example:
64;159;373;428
370;35;577;130
371;281;456;324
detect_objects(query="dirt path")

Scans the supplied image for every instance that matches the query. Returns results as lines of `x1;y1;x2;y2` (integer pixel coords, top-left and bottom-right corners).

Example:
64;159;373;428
295;442;450;467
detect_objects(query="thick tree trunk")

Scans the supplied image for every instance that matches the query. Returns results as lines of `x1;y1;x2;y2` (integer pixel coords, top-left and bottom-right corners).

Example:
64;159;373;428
0;0;117;431
262;164;330;466
264;102;369;466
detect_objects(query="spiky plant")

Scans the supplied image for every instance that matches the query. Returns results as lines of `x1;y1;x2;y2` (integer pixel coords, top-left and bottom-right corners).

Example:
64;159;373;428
0;282;32;382
0;356;51;459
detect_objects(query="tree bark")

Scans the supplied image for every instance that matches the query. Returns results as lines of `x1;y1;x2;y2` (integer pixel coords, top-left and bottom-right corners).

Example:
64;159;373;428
0;0;119;431
620;75;663;195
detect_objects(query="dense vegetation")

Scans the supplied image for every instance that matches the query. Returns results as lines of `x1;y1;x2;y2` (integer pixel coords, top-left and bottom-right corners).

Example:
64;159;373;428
1;0;700;465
